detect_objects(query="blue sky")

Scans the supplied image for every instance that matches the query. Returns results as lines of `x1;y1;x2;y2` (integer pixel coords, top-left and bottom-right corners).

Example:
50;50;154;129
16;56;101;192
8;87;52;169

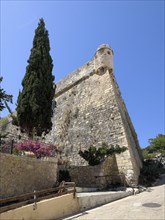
1;0;164;148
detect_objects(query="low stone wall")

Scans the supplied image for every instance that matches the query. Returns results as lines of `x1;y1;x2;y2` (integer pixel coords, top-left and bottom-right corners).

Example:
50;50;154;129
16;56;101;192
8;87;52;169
0;190;134;220
0;153;57;199
67;156;122;188
78;190;133;211
0;193;79;220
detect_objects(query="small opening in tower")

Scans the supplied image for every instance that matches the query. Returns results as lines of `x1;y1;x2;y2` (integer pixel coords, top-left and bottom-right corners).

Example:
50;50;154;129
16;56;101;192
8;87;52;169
107;51;111;55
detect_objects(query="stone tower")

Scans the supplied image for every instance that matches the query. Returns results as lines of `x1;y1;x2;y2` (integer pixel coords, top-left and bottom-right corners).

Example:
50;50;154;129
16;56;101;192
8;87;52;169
48;44;143;184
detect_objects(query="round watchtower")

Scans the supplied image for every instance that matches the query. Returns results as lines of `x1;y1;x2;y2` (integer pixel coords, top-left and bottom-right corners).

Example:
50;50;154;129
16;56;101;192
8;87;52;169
94;44;114;74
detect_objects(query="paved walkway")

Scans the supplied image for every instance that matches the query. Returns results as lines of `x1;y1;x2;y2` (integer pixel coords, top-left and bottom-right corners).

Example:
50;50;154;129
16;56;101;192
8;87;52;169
63;176;165;220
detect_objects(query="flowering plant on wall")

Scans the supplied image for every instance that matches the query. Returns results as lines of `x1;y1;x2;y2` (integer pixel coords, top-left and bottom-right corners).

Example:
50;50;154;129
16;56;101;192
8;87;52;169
14;140;59;158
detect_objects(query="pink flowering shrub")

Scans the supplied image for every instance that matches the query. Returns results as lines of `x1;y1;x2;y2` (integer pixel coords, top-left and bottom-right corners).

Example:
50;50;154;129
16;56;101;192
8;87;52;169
14;140;59;158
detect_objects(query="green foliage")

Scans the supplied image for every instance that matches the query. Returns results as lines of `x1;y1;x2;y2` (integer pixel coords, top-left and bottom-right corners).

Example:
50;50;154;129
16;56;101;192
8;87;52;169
12;147;22;156
0;77;13;112
142;149;154;159
142;134;165;159
139;159;163;187
148;134;165;154
16;18;55;137
0;117;9;130
3;100;19;126
79;142;127;166
11;115;19;126
58;170;71;182
140;134;165;186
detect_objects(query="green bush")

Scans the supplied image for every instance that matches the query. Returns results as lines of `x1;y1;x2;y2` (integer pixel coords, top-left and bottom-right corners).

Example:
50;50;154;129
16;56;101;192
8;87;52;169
138;159;163;187
0;117;9;130
79;142;127;166
142;134;165;158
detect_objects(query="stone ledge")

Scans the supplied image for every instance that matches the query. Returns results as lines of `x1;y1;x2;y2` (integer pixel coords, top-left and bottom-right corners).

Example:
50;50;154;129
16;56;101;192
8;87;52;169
77;189;134;211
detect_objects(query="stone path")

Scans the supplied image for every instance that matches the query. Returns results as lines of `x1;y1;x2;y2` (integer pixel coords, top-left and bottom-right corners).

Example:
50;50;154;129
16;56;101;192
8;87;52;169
63;176;165;220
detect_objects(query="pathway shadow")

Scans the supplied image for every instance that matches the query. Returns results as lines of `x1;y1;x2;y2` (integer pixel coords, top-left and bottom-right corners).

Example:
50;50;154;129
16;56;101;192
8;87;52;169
153;174;165;187
145;188;153;192
63;211;88;220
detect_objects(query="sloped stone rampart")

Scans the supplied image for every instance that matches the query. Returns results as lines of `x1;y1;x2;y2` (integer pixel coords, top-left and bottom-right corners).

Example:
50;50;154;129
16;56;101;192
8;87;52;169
0;44;143;186
47;45;142;185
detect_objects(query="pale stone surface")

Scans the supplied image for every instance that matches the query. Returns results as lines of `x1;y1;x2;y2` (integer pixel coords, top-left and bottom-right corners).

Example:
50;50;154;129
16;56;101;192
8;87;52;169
77;190;133;212
67;156;120;188
0;44;143;186
47;44;142;185
0;193;79;220
63;176;165;220
0;153;57;198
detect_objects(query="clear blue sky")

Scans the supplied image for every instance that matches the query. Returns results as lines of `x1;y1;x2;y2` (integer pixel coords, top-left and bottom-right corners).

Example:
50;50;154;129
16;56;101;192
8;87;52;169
1;0;164;148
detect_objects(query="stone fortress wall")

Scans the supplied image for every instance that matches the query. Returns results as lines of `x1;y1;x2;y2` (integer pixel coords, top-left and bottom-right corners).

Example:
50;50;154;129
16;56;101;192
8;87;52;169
0;44;143;186
47;44;143;185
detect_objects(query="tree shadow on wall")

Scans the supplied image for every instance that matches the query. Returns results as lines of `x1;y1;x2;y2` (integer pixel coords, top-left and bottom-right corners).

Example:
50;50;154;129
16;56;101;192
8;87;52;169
95;155;125;190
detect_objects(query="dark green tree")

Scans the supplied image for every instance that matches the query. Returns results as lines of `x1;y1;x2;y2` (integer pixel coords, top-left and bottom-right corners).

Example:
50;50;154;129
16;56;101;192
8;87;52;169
0;77;13;112
142;134;165;158
16;18;55;137
0;77;13;144
148;134;165;153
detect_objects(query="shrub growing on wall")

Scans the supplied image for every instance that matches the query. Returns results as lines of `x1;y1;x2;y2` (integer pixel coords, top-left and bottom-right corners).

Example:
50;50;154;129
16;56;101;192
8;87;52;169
79;142;127;166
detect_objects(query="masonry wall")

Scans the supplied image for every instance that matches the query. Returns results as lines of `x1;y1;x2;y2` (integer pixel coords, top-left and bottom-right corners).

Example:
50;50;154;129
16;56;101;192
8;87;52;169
68;156;121;188
0;45;143;186
0;153;57;198
47;46;142;185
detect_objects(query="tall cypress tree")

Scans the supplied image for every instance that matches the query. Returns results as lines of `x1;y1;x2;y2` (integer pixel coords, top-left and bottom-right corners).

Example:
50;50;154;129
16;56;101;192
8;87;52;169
17;18;55;137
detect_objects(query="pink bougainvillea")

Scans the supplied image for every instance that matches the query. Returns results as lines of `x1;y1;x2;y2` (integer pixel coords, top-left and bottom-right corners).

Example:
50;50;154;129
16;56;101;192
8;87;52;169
14;140;59;158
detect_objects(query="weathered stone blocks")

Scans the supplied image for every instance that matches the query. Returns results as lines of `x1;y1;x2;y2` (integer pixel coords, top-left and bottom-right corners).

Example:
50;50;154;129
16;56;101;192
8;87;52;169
47;44;143;185
0;153;57;198
0;44;143;186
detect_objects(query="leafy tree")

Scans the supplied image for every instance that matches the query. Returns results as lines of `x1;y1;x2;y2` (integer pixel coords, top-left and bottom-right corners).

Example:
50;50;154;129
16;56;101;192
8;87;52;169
0;77;18;126
0;77;13;144
142;134;165;158
16;18;55;137
0;77;12;112
79;142;127;166
148;134;165;153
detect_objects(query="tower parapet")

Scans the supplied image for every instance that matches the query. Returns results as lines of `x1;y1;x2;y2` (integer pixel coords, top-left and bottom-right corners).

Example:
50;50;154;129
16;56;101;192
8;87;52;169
94;44;114;74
